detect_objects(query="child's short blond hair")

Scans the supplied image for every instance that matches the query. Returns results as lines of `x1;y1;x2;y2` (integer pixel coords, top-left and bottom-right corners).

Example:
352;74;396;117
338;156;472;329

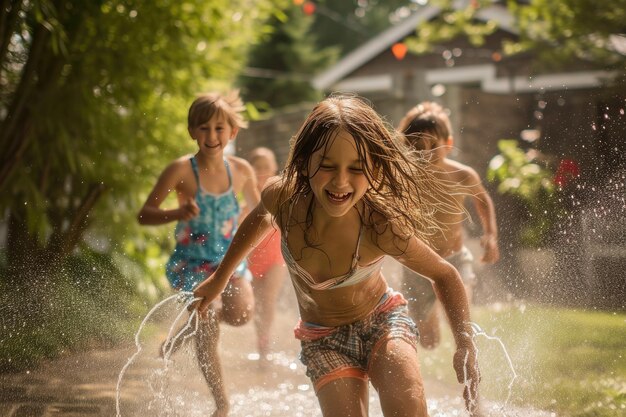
188;90;248;129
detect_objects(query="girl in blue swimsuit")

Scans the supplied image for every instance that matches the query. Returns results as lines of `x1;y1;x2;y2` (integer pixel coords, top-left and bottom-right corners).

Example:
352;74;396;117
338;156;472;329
192;94;481;417
166;156;249;291
138;91;259;417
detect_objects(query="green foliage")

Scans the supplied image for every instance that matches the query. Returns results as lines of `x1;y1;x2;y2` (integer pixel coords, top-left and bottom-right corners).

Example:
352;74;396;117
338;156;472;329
422;304;626;417
507;0;626;68
404;0;626;69
238;3;337;110
238;0;411;109
310;0;411;54
0;0;280;281
0;248;168;371
0;0;281;367
487;139;564;246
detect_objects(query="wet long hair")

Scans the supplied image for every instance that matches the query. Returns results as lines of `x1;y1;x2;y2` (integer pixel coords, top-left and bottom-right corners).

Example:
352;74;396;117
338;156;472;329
274;94;463;251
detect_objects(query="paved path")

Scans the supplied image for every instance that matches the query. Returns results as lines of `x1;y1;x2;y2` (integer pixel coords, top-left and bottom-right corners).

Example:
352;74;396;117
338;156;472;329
0;320;462;417
0;259;550;416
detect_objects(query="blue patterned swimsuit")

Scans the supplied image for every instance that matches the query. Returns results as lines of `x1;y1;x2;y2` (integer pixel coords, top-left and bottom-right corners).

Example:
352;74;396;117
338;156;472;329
165;157;247;291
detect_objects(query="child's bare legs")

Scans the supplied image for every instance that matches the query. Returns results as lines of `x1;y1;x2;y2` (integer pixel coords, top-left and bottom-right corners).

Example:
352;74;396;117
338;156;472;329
251;264;286;357
370;338;429;417
159;275;254;358
219;275;255;325
195;311;228;416
196;277;254;417
315;340;428;417
317;378;369;417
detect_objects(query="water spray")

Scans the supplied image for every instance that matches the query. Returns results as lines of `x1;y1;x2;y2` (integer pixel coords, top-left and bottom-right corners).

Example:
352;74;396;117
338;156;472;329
463;321;519;416
161;293;202;362
115;292;201;417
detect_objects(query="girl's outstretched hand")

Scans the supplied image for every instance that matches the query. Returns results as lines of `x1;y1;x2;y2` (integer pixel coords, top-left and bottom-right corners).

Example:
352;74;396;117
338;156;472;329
453;344;481;414
179;198;200;221
192;273;226;316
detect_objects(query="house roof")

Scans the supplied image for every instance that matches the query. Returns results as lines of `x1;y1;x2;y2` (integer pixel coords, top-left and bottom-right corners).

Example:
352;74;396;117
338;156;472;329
312;4;517;90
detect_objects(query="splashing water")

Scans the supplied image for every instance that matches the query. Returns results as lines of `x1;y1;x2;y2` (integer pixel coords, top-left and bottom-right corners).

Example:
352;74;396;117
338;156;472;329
160;294;202;361
116;291;200;417
114;262;537;417
463;322;519;416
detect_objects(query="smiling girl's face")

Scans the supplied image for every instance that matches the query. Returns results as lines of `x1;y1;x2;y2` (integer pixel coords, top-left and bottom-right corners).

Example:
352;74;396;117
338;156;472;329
307;129;370;218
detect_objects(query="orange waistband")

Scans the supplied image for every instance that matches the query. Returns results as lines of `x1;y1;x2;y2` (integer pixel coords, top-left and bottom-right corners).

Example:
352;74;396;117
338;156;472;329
293;289;407;341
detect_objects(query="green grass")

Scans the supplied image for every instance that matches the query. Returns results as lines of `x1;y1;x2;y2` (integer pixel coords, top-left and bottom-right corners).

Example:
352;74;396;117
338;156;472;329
419;304;626;417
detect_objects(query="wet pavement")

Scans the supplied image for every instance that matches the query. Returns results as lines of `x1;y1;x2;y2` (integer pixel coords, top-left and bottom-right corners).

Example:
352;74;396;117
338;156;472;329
0;313;463;417
0;259;553;416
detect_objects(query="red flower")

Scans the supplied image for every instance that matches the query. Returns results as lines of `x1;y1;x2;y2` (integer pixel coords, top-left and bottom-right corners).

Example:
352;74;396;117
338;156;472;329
554;159;580;187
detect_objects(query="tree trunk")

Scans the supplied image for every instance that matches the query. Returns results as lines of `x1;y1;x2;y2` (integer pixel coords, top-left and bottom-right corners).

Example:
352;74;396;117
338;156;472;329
6;183;106;287
0;0;23;70
0;22;51;192
46;182;108;271
6;210;45;286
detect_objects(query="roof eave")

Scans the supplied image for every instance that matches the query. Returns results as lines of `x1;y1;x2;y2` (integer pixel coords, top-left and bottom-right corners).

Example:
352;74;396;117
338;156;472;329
312;4;517;91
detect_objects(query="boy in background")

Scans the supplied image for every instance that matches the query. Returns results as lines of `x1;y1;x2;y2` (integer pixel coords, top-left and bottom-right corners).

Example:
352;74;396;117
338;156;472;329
398;101;500;349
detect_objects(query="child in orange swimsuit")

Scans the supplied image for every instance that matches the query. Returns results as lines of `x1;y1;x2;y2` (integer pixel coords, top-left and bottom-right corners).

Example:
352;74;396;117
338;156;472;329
246;147;287;358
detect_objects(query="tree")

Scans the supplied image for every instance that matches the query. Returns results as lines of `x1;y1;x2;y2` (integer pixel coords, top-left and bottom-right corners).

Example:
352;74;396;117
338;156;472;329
406;0;626;69
310;0;413;54
238;4;338;109
0;1;280;284
237;0;414;109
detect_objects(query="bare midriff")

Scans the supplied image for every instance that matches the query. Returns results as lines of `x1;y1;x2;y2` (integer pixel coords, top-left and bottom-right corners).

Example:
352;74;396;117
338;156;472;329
294;272;388;327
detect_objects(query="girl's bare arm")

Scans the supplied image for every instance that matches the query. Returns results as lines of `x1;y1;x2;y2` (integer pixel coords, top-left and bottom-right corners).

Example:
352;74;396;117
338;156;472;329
465;170;499;264
381;230;480;405
137;161;197;225
237;157;261;210
393;236;473;343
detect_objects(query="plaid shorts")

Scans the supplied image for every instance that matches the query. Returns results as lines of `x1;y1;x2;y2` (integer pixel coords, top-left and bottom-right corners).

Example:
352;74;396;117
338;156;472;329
295;291;419;392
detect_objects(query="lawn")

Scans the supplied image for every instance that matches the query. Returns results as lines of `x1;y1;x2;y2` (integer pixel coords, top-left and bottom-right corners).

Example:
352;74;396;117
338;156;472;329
419;303;626;417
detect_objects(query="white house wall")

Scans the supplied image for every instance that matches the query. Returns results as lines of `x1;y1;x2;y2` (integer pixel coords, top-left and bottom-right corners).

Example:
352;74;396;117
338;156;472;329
332;65;617;95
